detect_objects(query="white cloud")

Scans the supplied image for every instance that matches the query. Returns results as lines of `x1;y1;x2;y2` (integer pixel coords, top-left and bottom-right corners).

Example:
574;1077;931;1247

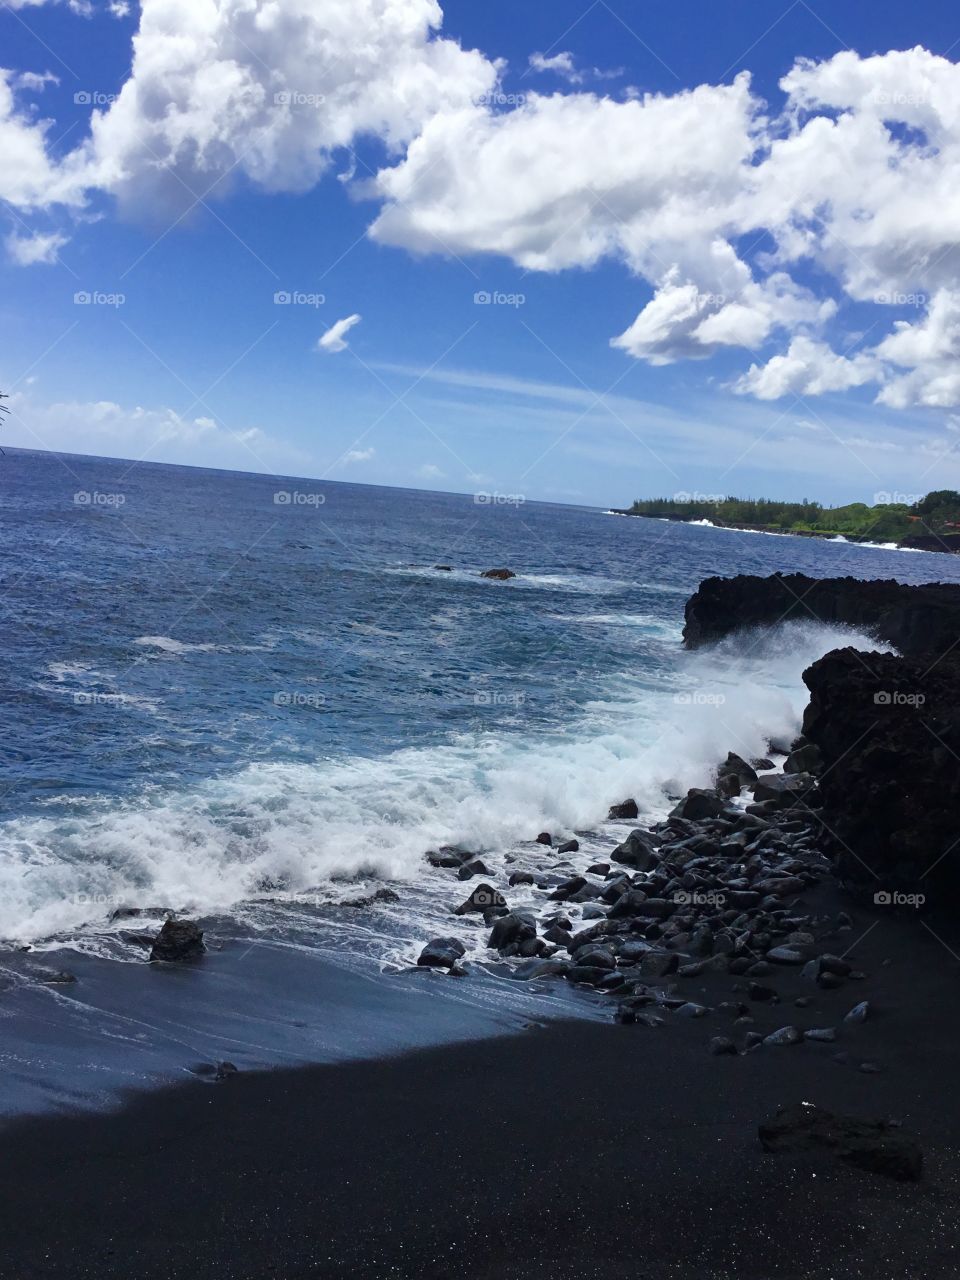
6;10;960;420
0;72;82;211
1;390;308;471
528;51;622;86
14;72;60;92
64;0;496;214
371;76;759;272
529;52;580;82
318;313;361;353
5;229;68;265
733;337;882;400
342;446;375;463
417;462;444;478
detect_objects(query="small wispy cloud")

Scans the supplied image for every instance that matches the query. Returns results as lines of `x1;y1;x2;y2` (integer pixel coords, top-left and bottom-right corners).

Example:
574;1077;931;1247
5;230;68;266
343;446;375;464
528;51;623;85
418;463;445;479
318;313;361;354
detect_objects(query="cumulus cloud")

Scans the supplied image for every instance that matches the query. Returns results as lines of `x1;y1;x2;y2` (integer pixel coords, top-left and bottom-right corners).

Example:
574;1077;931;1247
65;0;496;214
342;446;375;463
733;337;882;400
0;72;82;211
318;313;361;353
6;7;960;419
369;44;960;406
371;76;759;272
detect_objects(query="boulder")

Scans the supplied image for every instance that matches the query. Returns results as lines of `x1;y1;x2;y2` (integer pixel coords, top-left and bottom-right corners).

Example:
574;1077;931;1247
549;875;587;901
426;847;471;869
508;871;535;886
683;572;960;659
752;774;818;809
481;568;516;581
784;742;823;775
535;832;553;846
608;799;639;820
417;937;467;969
488;911;537;952
457;858;490;880
670;789;726;821
557;839;580;854
759;1102;922;1181
802;645;960;896
454;884;507;915
722;752;758;783
611;829;660;870
150;919;205;963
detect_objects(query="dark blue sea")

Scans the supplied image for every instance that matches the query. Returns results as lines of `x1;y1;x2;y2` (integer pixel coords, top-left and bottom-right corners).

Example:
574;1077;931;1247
4;447;960;1113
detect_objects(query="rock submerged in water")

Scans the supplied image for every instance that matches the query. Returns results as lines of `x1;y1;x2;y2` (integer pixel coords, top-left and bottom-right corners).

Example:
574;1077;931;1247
149;919;205;963
759;1102;922;1181
480;568;516;581
417;937;467;969
453;883;507;915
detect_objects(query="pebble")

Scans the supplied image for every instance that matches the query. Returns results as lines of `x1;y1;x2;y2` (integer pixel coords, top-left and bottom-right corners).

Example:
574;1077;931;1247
763;1026;802;1046
710;1036;738;1056
844;1000;871;1024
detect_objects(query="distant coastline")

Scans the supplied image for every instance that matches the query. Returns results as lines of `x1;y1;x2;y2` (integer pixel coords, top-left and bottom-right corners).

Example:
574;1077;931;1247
610;492;960;555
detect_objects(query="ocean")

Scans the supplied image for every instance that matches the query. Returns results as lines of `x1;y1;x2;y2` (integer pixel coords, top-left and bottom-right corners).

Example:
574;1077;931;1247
4;446;960;1113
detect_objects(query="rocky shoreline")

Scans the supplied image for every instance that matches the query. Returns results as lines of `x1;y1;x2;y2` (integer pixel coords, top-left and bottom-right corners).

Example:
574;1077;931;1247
4;570;960;1276
610;509;960;555
396;570;960;1180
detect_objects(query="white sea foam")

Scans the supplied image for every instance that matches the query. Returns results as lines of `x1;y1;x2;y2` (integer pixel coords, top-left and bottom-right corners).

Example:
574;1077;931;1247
134;635;223;654
0;621;877;945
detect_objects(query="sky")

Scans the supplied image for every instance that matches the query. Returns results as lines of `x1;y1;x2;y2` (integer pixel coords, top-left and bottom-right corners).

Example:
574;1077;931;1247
2;0;960;507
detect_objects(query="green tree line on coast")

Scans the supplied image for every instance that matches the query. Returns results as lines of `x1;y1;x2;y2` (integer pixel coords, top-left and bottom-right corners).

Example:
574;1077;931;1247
627;491;960;543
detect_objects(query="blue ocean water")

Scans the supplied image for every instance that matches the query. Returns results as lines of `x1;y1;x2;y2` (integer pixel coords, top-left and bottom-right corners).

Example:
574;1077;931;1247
4;447;960;1113
5;445;960;949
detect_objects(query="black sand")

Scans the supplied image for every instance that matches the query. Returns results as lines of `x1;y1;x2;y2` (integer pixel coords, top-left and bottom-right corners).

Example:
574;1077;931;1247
2;894;960;1279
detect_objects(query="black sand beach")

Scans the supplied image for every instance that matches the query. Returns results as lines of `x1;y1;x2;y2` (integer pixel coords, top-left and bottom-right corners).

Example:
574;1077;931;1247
3;882;959;1280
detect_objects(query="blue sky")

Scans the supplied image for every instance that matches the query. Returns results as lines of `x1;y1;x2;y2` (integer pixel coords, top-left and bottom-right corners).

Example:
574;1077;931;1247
2;0;960;506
